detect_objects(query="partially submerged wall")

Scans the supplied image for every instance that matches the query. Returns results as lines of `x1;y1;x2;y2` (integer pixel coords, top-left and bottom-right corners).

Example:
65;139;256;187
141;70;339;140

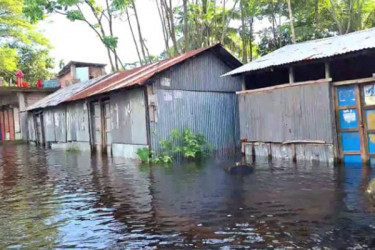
238;80;336;162
109;88;148;158
149;50;242;154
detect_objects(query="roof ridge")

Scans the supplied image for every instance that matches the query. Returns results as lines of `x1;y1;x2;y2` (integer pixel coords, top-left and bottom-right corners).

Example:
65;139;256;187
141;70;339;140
289;27;375;46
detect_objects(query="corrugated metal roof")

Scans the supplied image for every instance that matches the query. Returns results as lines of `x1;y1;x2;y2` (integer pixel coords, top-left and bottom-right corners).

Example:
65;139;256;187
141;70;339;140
67;44;241;102
224;28;375;76
27;74;111;111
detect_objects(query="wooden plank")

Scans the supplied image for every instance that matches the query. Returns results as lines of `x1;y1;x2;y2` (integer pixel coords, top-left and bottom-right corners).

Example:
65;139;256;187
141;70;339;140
355;84;368;163
283;140;326;144
333;85;344;162
8;109;15;140
237;78;332;95
336;105;357;110
333;76;375;86
289;67;294;84
0;111;4;141
325;62;330;79
342;151;362;155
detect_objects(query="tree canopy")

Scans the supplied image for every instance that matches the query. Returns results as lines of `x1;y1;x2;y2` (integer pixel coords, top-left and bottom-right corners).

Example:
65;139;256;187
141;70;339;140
0;0;53;85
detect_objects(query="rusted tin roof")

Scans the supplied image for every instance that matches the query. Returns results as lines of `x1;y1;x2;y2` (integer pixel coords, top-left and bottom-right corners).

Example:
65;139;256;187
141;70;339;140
67;44;241;102
27;74;111;111
224;28;375;76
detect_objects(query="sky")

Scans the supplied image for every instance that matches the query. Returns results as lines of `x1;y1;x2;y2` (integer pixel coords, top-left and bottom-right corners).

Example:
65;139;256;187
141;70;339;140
37;0;168;73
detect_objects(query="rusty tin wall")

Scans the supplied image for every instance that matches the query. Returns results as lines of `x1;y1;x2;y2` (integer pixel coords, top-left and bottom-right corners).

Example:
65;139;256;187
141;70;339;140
66;102;90;142
109;88;148;145
42;102;90;143
27;113;36;141
238;82;334;143
42;107;66;143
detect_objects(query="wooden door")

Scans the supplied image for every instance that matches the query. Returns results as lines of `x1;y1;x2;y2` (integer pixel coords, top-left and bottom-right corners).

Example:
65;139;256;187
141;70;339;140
35;114;44;145
91;102;102;152
360;83;375;167
103;101;112;155
336;83;375;166
0;111;4;141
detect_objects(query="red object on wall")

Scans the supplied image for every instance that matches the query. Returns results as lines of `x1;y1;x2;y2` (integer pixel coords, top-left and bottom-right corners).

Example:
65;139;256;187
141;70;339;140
16;70;24;87
0;111;4;141
36;79;42;88
8;109;15;140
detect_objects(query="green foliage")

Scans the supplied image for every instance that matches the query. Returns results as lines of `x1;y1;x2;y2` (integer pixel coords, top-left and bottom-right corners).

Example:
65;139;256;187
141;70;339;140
16;46;54;84
0;47;18;72
66;10;84;21
0;0;53;84
103;36;119;50
136;147;151;163
154;128;210;162
137;129;210;165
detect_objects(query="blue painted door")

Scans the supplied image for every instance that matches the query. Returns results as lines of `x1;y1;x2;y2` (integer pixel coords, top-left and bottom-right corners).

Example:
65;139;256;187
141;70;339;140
362;83;375;167
336;85;363;165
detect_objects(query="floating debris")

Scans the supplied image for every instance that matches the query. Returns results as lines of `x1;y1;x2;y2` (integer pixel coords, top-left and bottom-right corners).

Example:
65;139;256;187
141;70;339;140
226;162;254;175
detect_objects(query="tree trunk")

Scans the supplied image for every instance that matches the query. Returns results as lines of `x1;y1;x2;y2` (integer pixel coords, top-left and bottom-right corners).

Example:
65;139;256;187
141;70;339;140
249;17;253;61
156;0;170;54
240;0;248;63
125;7;143;65
221;0;239;44
131;0;149;63
221;0;226;44
183;0;188;52
286;0;296;43
161;0;179;56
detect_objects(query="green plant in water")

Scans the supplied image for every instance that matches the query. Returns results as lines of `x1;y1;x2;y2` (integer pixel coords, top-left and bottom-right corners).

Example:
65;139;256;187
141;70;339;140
138;128;210;164
155;128;210;161
136;147;151;163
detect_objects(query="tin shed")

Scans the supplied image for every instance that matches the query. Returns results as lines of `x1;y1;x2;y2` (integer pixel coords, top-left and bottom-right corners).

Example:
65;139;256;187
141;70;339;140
28;44;242;158
224;28;375;165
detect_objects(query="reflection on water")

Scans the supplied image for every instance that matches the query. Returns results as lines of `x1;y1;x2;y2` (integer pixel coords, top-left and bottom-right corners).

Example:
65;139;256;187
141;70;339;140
0;145;374;248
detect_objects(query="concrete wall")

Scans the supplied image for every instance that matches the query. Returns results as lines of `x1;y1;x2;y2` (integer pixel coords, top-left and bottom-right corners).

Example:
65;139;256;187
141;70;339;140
149;50;242;154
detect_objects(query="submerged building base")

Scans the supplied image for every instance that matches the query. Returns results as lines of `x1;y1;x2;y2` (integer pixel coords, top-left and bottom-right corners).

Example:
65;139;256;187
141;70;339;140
112;143;148;159
243;142;335;164
51;142;91;152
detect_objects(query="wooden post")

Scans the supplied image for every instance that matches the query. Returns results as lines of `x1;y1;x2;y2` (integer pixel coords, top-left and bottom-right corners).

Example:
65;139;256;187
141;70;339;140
242;75;246;90
289;67;294;84
325;62;330;79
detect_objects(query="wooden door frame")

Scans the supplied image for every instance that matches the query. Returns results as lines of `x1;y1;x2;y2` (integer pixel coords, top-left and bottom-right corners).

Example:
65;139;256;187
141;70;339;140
333;75;375;164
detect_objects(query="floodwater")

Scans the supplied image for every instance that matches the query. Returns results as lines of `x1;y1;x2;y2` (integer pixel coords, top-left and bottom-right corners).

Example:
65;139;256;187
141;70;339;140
0;145;374;249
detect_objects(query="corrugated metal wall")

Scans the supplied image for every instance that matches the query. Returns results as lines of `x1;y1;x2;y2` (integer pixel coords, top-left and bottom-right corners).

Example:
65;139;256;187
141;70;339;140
153;51;241;92
27;113;36;141
150;89;240;153
149;51;241;154
238;82;334;143
41;107;66;143
66;102;90;142
110;88;148;145
43;109;55;142
41;101;90;143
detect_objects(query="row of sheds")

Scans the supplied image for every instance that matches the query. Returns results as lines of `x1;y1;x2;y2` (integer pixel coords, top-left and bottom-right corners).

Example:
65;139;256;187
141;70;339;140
27;44;243;158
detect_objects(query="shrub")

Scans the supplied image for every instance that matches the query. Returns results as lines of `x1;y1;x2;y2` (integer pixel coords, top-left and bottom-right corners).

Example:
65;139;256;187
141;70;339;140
136;147;151;163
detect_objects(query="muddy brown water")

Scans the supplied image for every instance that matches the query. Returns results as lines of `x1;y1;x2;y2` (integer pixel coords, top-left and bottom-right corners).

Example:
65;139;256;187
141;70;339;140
0;144;374;249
